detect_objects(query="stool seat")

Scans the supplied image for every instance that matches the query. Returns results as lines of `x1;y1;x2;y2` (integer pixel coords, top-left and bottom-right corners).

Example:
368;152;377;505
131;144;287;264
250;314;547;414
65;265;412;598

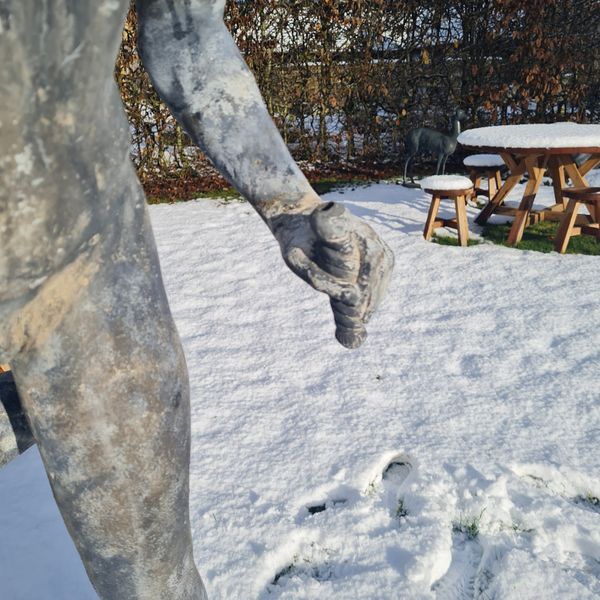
421;175;473;194
421;176;473;247
554;187;600;253
464;156;504;201
463;154;505;168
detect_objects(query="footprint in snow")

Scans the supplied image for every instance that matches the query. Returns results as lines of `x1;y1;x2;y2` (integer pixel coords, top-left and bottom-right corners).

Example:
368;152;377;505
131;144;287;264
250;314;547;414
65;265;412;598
431;532;484;600
271;542;337;588
382;457;413;486
518;470;600;516
305;498;348;516
271;453;415;594
380;455;413;518
296;484;356;524
300;455;414;522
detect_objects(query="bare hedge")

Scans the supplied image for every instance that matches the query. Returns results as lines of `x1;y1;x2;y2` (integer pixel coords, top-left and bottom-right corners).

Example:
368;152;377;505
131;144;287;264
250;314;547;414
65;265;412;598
116;0;600;182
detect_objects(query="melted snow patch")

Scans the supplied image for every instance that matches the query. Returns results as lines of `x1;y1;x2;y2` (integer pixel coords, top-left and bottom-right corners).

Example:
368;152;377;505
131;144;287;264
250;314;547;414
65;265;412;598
99;1;121;16
14;146;34;176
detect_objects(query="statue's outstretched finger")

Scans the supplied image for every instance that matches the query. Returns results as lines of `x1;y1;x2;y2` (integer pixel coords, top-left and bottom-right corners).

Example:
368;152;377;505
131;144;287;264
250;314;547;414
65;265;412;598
285;247;360;305
329;298;367;349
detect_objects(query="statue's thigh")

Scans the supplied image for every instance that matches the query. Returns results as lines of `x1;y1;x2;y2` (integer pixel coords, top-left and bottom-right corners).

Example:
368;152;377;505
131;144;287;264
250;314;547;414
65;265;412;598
0;0;138;325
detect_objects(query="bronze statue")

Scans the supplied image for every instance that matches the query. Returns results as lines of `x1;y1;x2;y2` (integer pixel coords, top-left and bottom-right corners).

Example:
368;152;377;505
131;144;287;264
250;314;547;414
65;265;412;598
0;1;393;598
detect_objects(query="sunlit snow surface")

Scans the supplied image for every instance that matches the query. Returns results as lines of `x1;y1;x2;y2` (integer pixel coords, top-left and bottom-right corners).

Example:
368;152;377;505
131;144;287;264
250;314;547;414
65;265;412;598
1;175;600;599
458;122;600;149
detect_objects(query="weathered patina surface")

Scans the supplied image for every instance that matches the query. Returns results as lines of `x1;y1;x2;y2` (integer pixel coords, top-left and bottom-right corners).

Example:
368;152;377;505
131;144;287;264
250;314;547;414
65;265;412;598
0;1;393;598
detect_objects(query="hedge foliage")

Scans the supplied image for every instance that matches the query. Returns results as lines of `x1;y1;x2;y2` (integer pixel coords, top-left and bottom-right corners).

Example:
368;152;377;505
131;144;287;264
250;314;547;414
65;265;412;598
116;0;600;181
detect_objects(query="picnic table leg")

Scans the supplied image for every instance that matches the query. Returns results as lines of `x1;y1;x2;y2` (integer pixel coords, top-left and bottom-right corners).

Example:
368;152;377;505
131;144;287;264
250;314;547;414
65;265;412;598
507;156;545;246
548;157;567;208
578;156;600;177
563;160;589;188
475;173;521;225
475;153;524;226
554;198;581;253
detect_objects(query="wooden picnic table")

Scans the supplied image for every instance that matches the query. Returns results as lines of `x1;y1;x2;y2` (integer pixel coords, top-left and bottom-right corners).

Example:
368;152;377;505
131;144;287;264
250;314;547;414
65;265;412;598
458;123;600;246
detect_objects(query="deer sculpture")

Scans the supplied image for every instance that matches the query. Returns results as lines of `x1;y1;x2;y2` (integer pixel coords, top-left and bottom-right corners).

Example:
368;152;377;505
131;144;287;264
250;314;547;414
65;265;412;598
403;109;468;185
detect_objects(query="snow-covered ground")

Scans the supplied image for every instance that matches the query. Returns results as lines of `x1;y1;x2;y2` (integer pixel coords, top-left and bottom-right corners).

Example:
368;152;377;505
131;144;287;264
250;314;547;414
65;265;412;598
1;174;600;599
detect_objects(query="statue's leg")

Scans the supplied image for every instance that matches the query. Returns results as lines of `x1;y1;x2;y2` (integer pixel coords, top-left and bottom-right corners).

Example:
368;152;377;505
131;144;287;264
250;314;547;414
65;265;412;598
10;245;207;599
404;156;413;183
0;2;206;598
436;154;444;175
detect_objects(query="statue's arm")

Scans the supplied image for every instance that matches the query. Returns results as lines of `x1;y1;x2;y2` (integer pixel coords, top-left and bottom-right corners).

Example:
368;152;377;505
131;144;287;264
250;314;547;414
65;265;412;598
136;0;317;222
135;0;394;348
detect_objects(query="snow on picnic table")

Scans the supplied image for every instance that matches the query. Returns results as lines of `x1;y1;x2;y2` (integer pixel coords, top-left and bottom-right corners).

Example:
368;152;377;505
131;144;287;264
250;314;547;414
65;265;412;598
458;122;600;149
1;174;600;599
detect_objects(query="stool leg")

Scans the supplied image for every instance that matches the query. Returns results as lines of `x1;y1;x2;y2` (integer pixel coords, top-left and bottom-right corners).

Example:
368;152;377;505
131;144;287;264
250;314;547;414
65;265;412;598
455;195;469;247
494;169;502;193
470;171;482;198
424;194;441;241
554;199;581;254
487;173;497;199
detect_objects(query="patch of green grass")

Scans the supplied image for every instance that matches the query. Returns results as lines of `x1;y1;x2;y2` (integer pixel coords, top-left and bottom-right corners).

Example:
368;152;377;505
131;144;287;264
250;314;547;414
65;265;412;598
147;177;375;204
311;178;373;195
195;189;244;201
453;508;486;540
510;522;535;534
396;498;408;520
271;544;335;585
146;188;243;205
431;234;481;247
574;492;600;513
365;480;378;497
481;220;600;255
146;196;171;205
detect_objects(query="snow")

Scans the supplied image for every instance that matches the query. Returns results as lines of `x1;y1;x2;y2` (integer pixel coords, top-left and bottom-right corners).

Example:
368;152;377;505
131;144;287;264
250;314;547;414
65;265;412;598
2;173;600;599
420;175;473;191
458;123;600;149
463;154;505;168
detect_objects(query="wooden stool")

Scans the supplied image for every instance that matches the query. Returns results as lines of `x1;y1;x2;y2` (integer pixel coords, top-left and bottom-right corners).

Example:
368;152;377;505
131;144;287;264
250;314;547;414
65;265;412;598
554;187;600;253
464;154;504;201
421;175;474;247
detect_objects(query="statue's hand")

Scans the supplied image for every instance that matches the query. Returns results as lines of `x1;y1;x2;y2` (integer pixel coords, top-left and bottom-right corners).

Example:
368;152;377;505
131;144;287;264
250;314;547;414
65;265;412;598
273;202;394;349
